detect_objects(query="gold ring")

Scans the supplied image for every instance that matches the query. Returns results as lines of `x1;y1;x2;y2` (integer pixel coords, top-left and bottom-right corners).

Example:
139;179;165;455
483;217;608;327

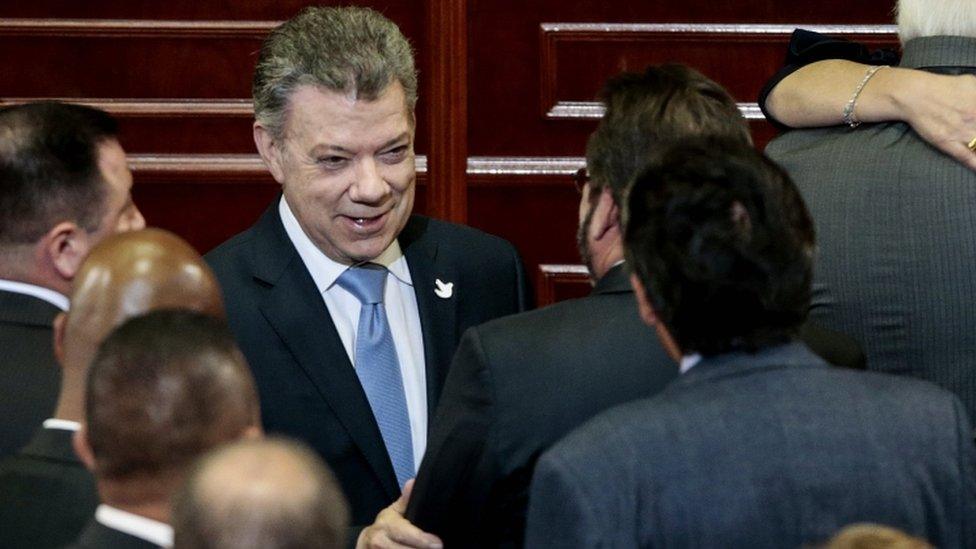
968;136;976;152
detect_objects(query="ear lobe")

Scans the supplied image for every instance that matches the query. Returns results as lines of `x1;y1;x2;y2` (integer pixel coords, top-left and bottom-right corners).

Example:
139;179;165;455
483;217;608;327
53;312;67;367
73;425;96;472
253;123;286;184
45;222;90;282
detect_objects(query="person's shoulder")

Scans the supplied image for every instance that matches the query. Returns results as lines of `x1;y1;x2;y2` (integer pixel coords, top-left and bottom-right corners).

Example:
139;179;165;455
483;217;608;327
405;215;517;257
204;225;258;268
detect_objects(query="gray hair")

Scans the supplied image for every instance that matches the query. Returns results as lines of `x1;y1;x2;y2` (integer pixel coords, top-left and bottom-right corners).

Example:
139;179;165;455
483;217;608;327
897;0;976;42
253;6;418;140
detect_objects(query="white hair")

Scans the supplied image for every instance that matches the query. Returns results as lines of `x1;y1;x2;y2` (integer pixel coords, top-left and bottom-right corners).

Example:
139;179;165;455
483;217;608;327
897;0;976;42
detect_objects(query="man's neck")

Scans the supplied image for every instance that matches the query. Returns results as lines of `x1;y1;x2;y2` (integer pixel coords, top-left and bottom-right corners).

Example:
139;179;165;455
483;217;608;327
591;244;625;282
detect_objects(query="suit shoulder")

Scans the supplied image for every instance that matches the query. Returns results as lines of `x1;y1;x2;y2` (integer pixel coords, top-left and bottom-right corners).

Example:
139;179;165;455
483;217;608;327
203;225;264;281
411;216;518;257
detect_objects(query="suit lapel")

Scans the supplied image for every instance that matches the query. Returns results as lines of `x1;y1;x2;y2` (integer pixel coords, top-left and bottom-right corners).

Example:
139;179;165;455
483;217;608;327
249;203;400;500
399;216;459;415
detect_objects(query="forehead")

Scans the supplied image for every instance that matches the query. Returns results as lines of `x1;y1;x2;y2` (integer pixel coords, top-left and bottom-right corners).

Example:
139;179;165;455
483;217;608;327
281;83;413;150
96;139;131;186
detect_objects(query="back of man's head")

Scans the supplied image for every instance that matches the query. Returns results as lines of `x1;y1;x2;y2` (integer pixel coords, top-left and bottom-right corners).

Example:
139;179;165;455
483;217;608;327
173;438;349;549
61;228;224;374
897;0;976;43
586;64;752;206
624;138;814;356
0;102;116;252
252;5;418;139
83;310;260;502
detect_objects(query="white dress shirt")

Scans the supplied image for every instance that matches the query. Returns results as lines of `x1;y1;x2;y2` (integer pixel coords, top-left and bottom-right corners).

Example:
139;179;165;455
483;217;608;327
279;197;428;467
680;353;703;375
42;418;81;432
95;504;173;548
0;279;69;311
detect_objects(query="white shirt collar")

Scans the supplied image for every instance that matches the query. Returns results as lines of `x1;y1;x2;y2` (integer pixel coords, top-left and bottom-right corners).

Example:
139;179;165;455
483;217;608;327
95;504;173;548
43;419;81;432
278;196;413;294
679;353;703;375
0;279;69;311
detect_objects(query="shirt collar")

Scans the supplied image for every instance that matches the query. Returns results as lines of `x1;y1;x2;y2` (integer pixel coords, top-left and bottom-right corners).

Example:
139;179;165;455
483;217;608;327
279;196;412;295
43;419;81;432
0;279;69;311
679;353;703;375
95;504;173;547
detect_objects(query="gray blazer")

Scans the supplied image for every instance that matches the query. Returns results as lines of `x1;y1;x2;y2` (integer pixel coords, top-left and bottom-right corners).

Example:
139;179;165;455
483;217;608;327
527;342;976;548
765;36;976;421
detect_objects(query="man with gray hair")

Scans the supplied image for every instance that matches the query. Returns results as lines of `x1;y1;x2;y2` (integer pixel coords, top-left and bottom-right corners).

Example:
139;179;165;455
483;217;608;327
206;6;527;546
173;438;349;549
762;0;976;421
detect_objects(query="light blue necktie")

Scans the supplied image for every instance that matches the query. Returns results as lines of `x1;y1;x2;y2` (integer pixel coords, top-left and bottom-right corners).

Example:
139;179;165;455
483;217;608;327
336;263;414;489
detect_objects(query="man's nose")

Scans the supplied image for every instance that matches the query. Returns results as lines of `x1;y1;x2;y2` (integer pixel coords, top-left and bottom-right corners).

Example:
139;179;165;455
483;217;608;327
349;158;389;204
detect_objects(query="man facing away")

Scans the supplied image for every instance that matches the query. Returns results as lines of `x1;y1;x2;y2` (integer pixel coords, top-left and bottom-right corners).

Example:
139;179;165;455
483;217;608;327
205;7;527;543
762;0;976;422
173;438;350;549
406;65;864;548
0;102;144;457
526;139;976;548
69;310;262;549
0;229;226;549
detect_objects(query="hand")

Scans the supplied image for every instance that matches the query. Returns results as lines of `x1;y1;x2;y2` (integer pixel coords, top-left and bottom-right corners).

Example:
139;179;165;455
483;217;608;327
357;480;443;549
895;71;976;171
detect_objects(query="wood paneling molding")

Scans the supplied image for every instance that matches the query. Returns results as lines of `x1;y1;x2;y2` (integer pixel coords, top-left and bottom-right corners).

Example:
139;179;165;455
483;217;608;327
0;97;253;117
539;22;898;119
547;100;765;120
129;154;428;180
0;18;277;38
537;264;590;306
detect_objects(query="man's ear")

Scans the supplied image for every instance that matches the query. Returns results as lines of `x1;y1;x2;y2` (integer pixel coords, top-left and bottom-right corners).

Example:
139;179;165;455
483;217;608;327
73;424;96;472
53;312;67;367
43;222;91;282
630;273;682;362
591;187;621;242
253;122;286;184
629;273;658;327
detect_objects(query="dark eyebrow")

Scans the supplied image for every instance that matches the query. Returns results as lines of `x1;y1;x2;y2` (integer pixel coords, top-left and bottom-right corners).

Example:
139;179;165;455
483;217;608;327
379;132;410;150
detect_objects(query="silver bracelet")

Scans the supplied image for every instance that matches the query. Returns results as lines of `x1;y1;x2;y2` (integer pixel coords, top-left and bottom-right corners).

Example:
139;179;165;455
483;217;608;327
842;65;886;128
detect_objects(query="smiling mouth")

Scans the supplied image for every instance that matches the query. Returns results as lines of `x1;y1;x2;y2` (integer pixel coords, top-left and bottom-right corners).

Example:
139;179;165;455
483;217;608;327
345;212;388;231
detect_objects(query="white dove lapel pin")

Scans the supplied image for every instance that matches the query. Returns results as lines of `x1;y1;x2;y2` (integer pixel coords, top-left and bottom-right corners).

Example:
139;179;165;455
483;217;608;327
434;278;454;299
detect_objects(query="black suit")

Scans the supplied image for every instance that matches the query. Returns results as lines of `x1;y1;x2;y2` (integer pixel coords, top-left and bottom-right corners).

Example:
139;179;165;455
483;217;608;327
0;289;61;457
408;265;866;547
67;520;161;549
205;202;529;525
0;427;97;549
407;265;677;547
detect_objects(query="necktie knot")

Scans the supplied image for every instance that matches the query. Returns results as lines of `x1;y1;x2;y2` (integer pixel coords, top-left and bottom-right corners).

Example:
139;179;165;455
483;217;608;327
337;264;387;305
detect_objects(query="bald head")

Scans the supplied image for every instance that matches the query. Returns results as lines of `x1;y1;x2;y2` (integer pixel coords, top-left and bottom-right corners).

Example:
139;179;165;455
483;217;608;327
61;228;223;373
174;438;349;549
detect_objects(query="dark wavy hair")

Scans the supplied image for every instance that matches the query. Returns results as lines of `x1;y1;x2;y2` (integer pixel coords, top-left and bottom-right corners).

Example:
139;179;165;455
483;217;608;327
624;138;814;355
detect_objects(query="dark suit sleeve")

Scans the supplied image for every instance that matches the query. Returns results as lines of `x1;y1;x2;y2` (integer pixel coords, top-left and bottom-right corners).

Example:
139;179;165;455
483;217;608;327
406;327;497;541
525;450;602;549
512;244;532;312
951;398;976;545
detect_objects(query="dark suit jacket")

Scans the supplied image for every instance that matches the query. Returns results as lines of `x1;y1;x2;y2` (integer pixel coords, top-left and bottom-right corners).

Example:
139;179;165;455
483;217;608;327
0;290;61;458
67;520;161;549
205;202;529;526
408;265;865;547
527;342;976;548
766;36;976;420
0;427;98;549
